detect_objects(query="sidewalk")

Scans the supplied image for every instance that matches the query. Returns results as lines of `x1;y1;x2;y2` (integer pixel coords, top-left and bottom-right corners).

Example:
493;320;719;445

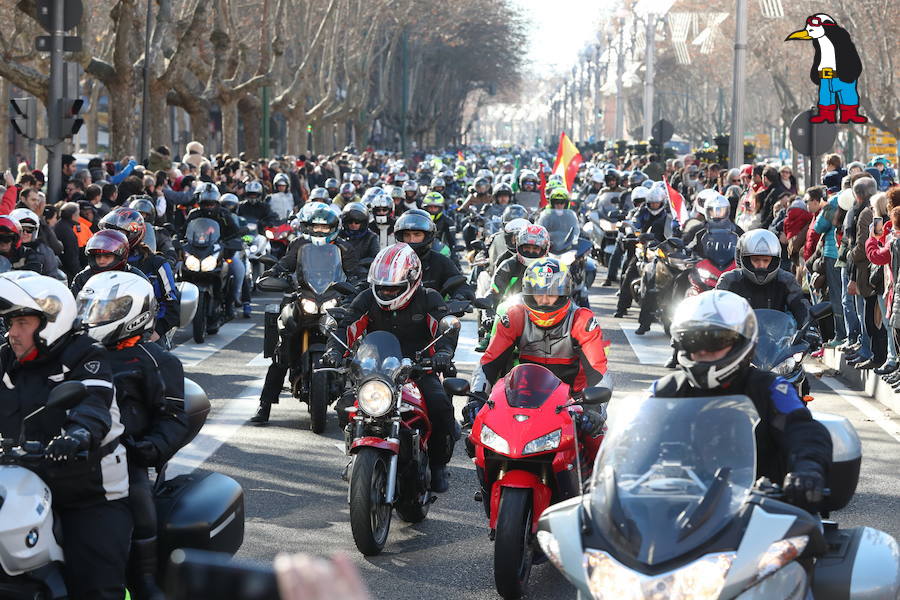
817;349;900;415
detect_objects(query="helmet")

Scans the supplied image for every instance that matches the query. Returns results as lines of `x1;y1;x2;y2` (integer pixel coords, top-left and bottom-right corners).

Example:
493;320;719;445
307;203;340;245
394;172;409;184
515;224;550;266
76;271;157;346
273;173;290;190
704;194;730;223
85;230;130;271
389;185;404;200
0;273;76;352
368;243;422;311
422;192;446;219
99;207;146;250
629;170;647;187
9;208;39;238
339;182;356;200
548;173;565;186
589;170;604;185
244;180;264;201
368;172;380;185
671;290;758;390
493;182;513;201
402;180;418;194
325;178;340;195
455;165;467;179
309;187;330;202
501;204;529;225
473;177;490;194
604;169;621;185
220;193;240;213
195;182;221;208
127;195;157;223
0;216;22;249
503;217;530;249
393;210;436;257
521;258;572;327
342;202;369;229
548;187;570;208
736;229;781;285
476;168;493;183
695;188;719;216
630;186;650;205
519;169;539;190
646;183;668;215
349;172;364;186
370;193;393;224
430;176;445;190
361;186;386;207
297;201;324;238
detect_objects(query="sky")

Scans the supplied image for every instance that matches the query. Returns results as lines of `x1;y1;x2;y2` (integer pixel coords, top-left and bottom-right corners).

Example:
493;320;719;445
513;0;609;74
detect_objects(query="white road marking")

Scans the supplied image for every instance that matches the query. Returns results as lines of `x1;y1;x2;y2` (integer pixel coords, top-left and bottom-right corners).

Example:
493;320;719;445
173;321;255;368
246;352;270;367
455;320;481;366
618;322;672;365
820;376;900;444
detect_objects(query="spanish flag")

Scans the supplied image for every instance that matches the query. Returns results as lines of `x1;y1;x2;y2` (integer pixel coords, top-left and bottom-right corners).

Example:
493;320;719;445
457;150;465;163
551;132;582;191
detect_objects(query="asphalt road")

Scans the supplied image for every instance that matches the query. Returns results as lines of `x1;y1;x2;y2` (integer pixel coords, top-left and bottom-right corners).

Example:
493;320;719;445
166;271;900;599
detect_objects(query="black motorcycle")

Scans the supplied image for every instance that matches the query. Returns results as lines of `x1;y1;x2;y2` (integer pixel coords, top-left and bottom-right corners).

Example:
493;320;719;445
257;243;355;433
180;218;239;343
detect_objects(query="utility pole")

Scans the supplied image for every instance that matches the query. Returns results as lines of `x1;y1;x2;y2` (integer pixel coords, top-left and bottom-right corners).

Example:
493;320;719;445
47;0;66;204
615;19;625;140
642;15;657;142
139;0;152;162
728;0;748;168
400;29;408;154
261;86;270;158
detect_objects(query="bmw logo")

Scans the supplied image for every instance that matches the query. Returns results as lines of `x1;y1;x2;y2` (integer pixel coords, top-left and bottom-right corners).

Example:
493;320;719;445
25;528;38;548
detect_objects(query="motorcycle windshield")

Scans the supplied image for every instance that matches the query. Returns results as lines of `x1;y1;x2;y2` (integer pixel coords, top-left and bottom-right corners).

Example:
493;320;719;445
300;243;345;295
538;209;579;254
143;225;157;253
590;394;758;566
185;218;221;247
0;256;10;273
704;229;737;270
350;330;404;381
753;309;798;370
504;364;564;409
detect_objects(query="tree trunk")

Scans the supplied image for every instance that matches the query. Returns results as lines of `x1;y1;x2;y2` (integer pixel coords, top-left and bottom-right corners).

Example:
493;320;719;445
85;83;101;155
220;98;239;156
35;100;47;171
0;79;8;170
107;81;136;159
285;114;303;157
239;95;261;161
148;82;170;151
187;107;210;150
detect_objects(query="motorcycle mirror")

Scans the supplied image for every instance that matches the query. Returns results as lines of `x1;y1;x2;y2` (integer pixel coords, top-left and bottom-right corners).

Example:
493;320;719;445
469;240;485;252
438;316;461;334
44;381;88;414
256;276;292;293
809;301;833;321
639;232;656;243
333;281;357;295
472;297;493;310
442;377;470;397
258;254;277;267
580;387;612;406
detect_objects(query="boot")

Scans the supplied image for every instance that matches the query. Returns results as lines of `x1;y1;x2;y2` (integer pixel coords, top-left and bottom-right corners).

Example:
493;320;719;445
250;401;271;423
242;302;252;318
129;537;165;600
809;104;837;124
430;465;449;493
839;105;868;124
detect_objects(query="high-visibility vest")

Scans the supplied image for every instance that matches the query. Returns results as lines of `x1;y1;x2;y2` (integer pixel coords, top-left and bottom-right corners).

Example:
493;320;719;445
74;216;93;248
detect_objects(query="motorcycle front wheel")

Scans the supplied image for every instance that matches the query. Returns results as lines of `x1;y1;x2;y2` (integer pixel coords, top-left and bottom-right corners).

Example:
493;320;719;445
349;448;392;556
192;292;207;343
494;487;534;600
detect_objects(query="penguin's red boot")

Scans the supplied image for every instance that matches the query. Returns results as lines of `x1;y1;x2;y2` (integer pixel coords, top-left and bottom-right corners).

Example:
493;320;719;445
839;105;868;124
810;104;837;123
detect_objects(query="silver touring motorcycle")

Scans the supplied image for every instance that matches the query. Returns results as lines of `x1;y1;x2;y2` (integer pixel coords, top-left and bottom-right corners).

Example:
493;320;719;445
537;394;900;599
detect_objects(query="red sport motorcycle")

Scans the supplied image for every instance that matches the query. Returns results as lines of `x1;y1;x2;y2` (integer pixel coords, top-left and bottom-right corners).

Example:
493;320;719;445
264;222;294;260
449;364;610;599
686;227;739;296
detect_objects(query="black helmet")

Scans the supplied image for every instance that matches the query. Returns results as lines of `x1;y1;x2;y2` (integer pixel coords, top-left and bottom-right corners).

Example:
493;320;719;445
501;204;529;224
127;195;157;224
393;210;436;257
628;170;647;187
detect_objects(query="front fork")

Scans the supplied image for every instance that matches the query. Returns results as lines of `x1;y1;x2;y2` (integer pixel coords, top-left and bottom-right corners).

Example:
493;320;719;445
347;417;401;504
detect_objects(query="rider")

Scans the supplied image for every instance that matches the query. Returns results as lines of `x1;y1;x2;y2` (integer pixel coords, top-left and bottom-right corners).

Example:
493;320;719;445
474;259;610;436
324;177;340;201
716;229;809;325
400;180;420;214
251;202;361;423
0;274;131;599
486;204;531;269
268;173;295;221
70;229;149;296
339;202;380;263
128;195;177;264
367;189;396;249
488;224;550;306
653;289;832;512
238;180;280;229
322;243;457;492
335;182;358;209
687;193;743;255
422;191;454;248
603;185;651;286
76;271;188;600
2;211;51;275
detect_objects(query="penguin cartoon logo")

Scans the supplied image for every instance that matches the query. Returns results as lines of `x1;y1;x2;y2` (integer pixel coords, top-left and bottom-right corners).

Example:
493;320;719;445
785;14;867;125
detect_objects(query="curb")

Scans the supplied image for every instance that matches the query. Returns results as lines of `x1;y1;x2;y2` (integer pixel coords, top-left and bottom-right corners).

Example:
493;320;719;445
819;348;900;415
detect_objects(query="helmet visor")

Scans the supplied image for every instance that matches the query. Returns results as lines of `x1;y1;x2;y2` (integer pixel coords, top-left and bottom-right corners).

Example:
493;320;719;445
76;296;133;328
374;283;408;302
675;327;742;354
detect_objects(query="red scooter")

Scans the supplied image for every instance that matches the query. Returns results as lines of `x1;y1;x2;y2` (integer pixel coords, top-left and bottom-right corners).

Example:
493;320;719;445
449;364;609;599
686;227;739;296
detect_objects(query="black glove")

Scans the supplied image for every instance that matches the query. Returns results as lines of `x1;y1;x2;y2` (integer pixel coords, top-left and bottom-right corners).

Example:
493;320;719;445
319;349;342;368
578;410;606;437
46;427;90;462
462;392;488;427
125;436;161;467
431;350;453;373
783;461;825;510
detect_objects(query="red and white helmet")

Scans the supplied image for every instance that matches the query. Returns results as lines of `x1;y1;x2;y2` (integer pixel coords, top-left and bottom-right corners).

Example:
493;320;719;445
368;243;422;310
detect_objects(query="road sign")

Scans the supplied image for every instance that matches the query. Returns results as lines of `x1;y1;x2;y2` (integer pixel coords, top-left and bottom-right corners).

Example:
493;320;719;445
789;110;837;156
35;35;82;53
651;119;674;144
780;148;790;161
36;0;82;32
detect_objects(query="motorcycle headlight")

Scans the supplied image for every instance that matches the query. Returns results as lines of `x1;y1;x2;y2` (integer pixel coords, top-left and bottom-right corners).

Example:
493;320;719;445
265;229;274;239
523;429;561;455
536;530;564;572
249;244;258;253
184;254;201;272
480;424;509;455
584;550;735;600
773;356;797;375
357;379;394;417
754;536;808;584
301;299;319;314
697;267;715;281
321;299;338;311
200;254;219;272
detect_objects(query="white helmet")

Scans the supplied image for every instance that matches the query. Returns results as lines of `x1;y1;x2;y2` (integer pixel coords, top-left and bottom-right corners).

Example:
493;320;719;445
0;273;77;352
630;186;651;204
75;271;157;346
590;170;604;185
273;172;290;190
695;189;720;214
9;208;40;237
646;182;668;215
703;194;731;222
736;229;781;285
368;243;422;311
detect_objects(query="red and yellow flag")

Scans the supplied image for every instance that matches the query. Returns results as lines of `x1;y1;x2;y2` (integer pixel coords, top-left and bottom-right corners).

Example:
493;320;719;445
457;150;465;162
551;132;582;191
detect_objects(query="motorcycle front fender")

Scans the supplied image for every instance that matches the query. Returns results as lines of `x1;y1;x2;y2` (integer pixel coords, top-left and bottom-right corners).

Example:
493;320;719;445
349;437;399;455
489;470;552;532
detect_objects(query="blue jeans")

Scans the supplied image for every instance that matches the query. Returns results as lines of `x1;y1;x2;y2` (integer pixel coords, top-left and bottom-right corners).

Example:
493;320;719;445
818;77;860;106
841;267;861;343
824;257;846;340
229;251;246;303
854;293;872;359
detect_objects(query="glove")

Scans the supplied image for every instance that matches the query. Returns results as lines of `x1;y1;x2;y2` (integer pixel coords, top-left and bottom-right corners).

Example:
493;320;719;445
46;427;90;462
783;462;825;511
319;350;342;368
125;436;161;467
578;410;606;437
431;351;453;373
462;392;488;427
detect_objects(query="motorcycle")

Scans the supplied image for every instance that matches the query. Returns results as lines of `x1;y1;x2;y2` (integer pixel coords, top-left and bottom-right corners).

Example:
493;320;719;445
263;223;294;260
635;236;697;335
539;208;593;308
585;207;625;267
449;365;610;599
686;228;739;296
320;317;460;555
180;218;239;343
243;222;273;292
257;244;355;433
0;379;245;599
536;391;895;600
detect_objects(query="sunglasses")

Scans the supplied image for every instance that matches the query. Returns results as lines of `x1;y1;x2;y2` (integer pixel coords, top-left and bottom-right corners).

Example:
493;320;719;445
21;225;36;233
806;16;834;27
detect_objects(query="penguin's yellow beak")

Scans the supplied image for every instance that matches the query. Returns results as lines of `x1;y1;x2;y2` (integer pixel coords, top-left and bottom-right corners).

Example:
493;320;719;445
785;29;813;41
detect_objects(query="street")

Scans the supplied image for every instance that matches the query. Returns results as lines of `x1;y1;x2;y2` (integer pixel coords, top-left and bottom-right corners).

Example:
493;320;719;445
167;276;900;599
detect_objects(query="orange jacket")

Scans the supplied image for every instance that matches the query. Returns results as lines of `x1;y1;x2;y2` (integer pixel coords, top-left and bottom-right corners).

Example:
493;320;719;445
73;216;93;248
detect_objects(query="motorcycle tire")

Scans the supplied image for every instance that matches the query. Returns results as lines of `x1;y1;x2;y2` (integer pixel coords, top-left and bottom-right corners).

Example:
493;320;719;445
308;367;328;434
349;448;392;556
192;293;208;343
494;487;534;599
396;455;431;523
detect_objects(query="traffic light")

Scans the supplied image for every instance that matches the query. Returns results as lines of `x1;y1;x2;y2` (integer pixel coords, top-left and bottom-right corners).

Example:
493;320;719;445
59;98;84;137
10;97;37;139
